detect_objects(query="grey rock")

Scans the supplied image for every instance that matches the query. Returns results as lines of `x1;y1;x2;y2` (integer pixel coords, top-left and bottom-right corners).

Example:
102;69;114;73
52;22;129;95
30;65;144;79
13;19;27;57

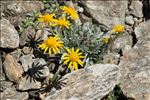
48;62;56;71
42;73;54;86
18;75;41;91
28;90;40;99
59;66;66;74
134;20;150;40
22;47;33;55
125;15;134;25
119;20;150;100
10;49;22;61
82;0;128;27
125;9;130;16
79;13;90;23
1;88;28;100
45;64;121;100
103;52;120;65
20;54;49;79
0;18;19;48
111;32;132;50
125;25;134;34
19;54;34;72
3;54;23;83
32;58;49;79
19;26;35;46
39;92;47;100
0;52;5;81
130;1;143;18
0;81;13;92
0;77;28;100
133;17;140;28
1;1;44;16
0;81;28;100
7;16;25;28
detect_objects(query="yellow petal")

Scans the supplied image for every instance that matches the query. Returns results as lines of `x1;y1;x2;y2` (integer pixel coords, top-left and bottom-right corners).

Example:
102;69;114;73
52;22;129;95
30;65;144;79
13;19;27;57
63;17;66;20
38;44;43;48
60;6;65;10
38;18;44;22
112;29;115;32
75;48;80;53
68;62;72;69
44;47;48;53
73;62;78;70
79;56;85;58
78;52;83;56
57;41;63;44
48;48;52;55
66;25;69;29
62;56;70;60
77;59;84;66
72;48;74;53
62;53;69;57
39;44;46;49
52;47;56;54
66;48;71;54
54;46;60;53
63;59;70;64
56;43;63;47
51;14;55;17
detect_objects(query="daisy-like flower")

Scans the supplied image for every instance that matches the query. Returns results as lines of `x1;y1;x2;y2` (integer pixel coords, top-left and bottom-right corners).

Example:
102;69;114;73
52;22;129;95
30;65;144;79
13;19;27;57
39;35;63;55
103;37;110;44
38;13;57;26
61;6;78;20
56;17;70;29
112;24;125;34
62;48;85;71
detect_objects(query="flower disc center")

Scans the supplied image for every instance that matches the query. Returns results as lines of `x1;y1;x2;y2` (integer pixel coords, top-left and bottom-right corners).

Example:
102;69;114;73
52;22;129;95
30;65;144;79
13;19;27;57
43;15;52;22
70;53;79;62
46;38;56;47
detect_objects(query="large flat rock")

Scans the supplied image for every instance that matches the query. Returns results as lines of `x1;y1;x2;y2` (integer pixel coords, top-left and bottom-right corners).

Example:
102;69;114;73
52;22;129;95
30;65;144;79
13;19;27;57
3;54;23;83
1;1;44;16
45;64;121;100
0;18;19;48
82;0;128;27
119;20;150;100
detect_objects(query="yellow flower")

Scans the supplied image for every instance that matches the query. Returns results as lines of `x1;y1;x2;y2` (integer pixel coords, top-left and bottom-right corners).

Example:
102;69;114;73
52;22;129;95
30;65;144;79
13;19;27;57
61;6;78;20
39;35;63;55
103;37;110;44
62;48;85;70
112;24;125;34
38;13;57;26
56;17;70;29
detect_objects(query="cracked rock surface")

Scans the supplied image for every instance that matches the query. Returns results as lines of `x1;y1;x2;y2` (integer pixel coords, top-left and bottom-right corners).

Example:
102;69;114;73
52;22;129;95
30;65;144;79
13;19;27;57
45;64;121;100
119;20;150;100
